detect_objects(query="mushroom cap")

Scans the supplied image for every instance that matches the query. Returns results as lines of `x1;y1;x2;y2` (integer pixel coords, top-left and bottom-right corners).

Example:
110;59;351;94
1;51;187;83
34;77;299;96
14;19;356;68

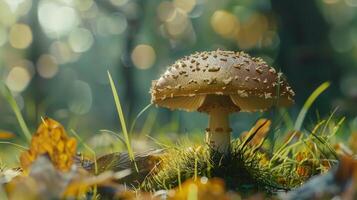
150;50;295;113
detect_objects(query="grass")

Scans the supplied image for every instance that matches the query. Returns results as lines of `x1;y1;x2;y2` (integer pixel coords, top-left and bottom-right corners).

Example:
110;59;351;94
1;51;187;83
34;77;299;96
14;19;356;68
141;141;283;194
140;114;343;195
107;71;138;172
0;83;32;143
294;81;330;131
0;77;351;199
138;82;343;195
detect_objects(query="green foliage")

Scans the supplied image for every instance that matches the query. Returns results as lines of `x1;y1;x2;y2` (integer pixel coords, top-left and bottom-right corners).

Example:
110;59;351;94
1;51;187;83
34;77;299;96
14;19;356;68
294;82;330;131
108;71;138;172
141;114;344;194
0;83;31;143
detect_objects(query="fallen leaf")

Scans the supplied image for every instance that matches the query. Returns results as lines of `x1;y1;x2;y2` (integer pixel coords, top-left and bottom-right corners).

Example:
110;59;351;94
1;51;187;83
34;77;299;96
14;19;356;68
20;117;77;172
88;149;163;185
240;119;271;147
5;156;78;200
0;131;15;139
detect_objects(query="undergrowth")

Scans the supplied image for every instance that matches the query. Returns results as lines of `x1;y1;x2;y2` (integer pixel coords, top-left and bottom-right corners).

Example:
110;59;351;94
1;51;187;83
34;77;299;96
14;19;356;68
141;115;343;195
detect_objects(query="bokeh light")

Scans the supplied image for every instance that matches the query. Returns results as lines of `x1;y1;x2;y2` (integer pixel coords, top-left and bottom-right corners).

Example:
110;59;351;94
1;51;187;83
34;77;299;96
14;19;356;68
329;27;353;53
110;0;128;7
96;13;127;36
157;1;176;22
345;0;357;7
68;28;94;53
4;0;32;16
340;76;357;97
174;0;196;13
9;23;33;49
74;0;93;11
36;54;59;79
323;0;340;4
68;80;93;115
236;12;269;49
131;44;156;70
80;1;98;19
0;1;16;26
211;10;239;38
50;41;78;64
5;66;31;92
38;0;79;38
165;9;190;37
0;25;7;46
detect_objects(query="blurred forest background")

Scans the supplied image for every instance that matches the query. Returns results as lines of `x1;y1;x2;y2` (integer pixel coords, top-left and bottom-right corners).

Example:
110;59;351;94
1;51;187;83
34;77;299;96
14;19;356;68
0;0;357;150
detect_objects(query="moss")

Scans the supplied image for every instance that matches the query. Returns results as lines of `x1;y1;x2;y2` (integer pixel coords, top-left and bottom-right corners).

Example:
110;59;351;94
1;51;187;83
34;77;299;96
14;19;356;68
142;139;287;194
141;117;343;194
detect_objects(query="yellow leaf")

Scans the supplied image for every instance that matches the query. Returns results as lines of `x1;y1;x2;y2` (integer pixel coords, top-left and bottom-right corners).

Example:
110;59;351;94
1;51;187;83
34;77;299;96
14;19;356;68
0;131;15;139
20;117;77;172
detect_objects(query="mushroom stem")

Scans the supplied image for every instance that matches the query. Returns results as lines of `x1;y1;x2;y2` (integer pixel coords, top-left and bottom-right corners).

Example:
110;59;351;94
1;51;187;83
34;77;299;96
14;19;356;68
205;108;231;154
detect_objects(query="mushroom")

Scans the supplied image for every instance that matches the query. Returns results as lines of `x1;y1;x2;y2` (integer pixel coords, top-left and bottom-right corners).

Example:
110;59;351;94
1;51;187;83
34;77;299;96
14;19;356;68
150;50;295;153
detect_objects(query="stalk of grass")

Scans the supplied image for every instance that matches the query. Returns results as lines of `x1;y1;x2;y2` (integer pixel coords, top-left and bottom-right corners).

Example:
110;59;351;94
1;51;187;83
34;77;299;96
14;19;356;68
139;110;157;138
129;103;152;135
177;166;182;191
146;135;171;149
329;117;345;138
0;142;28;151
194;154;198;181
107;71;138;172
0;83;31;143
99;129;126;145
279;109;294;130
294;82;330;131
318;107;338;138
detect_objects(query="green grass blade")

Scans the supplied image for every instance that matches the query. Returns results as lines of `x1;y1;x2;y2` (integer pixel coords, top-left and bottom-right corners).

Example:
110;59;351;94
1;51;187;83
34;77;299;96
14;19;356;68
0;83;31;142
139;110;157;138
194;153;198;181
129;103;152;135
177;167;182;191
99;129;126;145
107;71;138;172
0;141;28;151
294;82;330;131
279;109;294;130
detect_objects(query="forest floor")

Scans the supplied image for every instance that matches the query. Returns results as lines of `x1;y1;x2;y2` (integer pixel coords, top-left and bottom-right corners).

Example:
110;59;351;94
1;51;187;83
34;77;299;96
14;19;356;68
1;81;357;200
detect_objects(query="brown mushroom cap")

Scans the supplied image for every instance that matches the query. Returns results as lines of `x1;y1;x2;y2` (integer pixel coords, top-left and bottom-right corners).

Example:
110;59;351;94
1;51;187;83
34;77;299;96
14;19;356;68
151;50;295;112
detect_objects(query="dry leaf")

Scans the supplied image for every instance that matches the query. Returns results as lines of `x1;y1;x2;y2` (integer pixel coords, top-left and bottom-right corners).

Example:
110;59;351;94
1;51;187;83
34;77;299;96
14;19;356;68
334;143;353;156
240;119;271;147
20;117;77;172
64;170;113;197
5;156;78;200
0;131;15;139
88;150;163;184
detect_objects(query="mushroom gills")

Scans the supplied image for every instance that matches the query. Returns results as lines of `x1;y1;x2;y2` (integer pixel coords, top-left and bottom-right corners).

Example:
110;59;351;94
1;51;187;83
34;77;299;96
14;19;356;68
156;95;206;111
230;94;273;112
230;94;293;112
